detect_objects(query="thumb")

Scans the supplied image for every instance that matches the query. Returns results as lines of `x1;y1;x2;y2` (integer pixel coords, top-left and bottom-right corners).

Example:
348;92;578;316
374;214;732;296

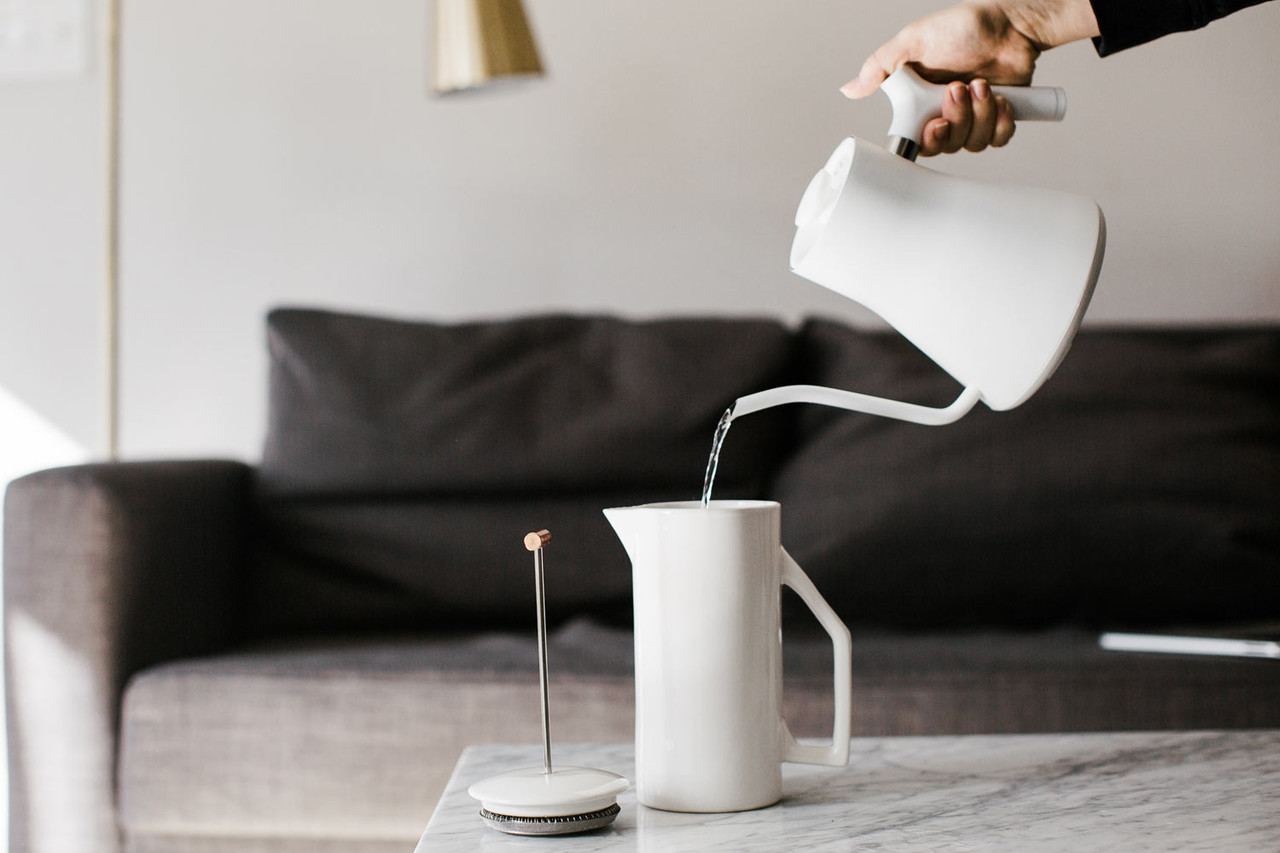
840;39;912;99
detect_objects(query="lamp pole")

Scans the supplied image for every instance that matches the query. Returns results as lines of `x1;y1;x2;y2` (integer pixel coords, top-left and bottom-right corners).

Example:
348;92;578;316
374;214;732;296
105;0;121;460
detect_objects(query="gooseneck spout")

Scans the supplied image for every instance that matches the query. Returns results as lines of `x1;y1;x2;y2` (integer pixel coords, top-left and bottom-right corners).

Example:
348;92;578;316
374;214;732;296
729;384;980;425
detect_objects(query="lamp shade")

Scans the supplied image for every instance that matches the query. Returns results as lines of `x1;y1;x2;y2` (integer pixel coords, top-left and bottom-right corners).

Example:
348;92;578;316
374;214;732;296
433;0;544;94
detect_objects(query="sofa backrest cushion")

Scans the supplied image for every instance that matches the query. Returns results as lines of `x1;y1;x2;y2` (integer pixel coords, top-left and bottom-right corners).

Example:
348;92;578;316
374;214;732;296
253;308;794;633
771;319;1280;630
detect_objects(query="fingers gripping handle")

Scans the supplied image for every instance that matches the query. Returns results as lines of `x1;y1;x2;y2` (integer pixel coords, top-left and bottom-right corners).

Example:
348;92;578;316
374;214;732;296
881;65;1066;149
779;547;852;767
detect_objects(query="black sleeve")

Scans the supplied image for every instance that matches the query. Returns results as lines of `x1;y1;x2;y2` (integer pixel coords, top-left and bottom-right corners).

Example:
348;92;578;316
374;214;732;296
1090;0;1273;55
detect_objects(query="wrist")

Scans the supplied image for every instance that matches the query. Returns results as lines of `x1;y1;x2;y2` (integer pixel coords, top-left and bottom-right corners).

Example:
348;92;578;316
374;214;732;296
996;0;1100;48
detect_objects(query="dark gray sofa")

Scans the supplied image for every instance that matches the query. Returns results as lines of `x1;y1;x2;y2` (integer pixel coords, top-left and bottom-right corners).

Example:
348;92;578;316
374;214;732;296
6;307;1279;853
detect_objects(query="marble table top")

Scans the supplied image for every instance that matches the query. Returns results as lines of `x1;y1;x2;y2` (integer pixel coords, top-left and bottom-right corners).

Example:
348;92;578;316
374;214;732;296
416;731;1280;852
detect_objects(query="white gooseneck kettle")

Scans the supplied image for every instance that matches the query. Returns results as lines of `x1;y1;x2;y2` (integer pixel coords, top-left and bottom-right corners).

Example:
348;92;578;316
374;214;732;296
737;66;1106;424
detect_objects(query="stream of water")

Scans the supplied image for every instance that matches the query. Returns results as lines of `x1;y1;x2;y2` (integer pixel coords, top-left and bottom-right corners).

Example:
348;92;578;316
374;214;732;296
699;407;734;507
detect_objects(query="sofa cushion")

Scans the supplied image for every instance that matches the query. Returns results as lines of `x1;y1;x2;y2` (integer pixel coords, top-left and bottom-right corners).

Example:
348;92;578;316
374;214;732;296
117;619;1280;849
251;491;664;631
259;308;794;496
252;309;795;634
770;321;1280;629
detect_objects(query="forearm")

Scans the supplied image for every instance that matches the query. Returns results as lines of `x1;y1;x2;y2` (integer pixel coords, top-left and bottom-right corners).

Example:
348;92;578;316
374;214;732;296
1090;0;1272;55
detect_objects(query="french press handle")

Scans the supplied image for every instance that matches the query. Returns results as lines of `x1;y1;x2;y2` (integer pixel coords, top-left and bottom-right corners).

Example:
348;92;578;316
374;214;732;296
778;547;852;766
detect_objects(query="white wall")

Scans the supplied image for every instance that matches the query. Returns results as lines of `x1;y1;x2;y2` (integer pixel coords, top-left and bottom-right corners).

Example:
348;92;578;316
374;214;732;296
2;0;1279;466
0;0;102;464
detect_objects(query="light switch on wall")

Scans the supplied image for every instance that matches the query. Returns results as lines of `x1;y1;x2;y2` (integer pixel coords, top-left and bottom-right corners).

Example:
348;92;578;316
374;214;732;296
0;0;89;79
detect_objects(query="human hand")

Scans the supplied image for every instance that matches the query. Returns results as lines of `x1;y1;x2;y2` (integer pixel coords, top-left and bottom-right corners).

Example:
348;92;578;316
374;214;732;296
841;0;1098;156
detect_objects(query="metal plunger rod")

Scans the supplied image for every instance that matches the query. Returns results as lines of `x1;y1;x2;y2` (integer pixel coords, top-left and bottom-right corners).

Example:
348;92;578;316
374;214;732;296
524;529;553;775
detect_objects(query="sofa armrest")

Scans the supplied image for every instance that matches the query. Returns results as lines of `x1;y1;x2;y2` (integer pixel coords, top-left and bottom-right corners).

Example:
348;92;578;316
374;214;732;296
4;460;252;853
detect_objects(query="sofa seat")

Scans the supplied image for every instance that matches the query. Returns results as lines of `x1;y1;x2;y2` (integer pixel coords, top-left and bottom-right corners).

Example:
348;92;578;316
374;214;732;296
117;617;1280;851
116;618;634;853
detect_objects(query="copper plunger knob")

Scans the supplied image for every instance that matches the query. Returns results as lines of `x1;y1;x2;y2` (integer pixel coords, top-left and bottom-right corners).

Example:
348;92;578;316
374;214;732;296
524;529;551;551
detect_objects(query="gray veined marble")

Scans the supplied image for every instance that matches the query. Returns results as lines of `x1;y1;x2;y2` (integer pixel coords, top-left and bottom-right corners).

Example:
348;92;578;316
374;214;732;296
416;731;1280;852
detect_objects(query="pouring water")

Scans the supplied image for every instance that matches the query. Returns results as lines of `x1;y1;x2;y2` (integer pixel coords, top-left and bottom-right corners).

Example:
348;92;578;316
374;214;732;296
700;407;734;507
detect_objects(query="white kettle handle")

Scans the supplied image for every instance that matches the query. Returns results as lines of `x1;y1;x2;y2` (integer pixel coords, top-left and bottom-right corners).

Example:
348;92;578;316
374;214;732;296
779;547;852;766
882;65;1066;150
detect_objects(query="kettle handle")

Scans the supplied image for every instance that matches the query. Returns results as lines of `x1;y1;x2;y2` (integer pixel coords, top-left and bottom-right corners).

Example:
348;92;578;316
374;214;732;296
881;65;1066;155
779;547;852;766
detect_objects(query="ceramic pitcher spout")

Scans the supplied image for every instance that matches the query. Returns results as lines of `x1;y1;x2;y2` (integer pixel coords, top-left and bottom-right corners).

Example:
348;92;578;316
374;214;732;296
602;505;644;563
604;500;711;564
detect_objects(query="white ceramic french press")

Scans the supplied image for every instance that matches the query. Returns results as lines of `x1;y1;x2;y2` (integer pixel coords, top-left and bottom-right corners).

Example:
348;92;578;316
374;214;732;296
604;500;851;813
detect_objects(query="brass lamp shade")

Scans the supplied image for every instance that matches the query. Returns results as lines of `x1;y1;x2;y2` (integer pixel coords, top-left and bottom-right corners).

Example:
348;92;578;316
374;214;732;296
433;0;544;94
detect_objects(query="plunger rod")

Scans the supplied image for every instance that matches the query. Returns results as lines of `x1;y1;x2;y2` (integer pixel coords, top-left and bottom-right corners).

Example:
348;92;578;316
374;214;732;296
525;530;553;775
